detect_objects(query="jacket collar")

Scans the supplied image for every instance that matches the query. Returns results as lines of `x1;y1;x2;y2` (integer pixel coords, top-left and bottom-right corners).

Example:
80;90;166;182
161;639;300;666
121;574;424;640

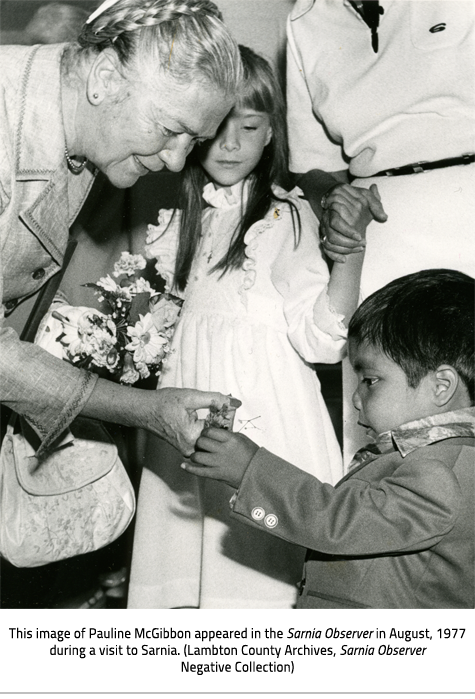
290;0;315;21
15;44;67;179
15;44;94;264
389;407;475;458
345;407;475;477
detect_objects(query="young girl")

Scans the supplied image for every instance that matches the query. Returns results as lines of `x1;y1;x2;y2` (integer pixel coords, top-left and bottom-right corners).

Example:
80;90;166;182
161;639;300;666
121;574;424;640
128;46;370;609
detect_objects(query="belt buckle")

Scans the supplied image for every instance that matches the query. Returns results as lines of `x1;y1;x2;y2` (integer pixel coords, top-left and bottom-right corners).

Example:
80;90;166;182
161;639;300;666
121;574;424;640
412;162;427;174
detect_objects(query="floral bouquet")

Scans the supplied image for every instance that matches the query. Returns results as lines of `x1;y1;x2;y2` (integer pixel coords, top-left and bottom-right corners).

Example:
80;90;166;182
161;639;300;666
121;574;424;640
50;252;182;385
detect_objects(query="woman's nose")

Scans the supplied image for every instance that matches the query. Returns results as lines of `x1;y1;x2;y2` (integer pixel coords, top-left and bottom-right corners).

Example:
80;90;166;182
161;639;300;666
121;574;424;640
159;135;193;172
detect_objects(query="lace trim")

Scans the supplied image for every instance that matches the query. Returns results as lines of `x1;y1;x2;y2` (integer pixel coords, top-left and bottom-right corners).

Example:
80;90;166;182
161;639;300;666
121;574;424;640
238;186;304;305
320;290;348;334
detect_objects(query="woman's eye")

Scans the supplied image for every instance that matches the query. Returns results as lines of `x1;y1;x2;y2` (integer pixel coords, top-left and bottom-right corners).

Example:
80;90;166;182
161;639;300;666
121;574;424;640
161;126;177;138
362;377;378;386
243;125;258;132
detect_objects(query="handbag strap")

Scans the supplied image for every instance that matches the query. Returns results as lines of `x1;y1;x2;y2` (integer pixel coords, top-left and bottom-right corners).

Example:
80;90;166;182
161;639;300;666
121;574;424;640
1;241;78;441
20;240;78;343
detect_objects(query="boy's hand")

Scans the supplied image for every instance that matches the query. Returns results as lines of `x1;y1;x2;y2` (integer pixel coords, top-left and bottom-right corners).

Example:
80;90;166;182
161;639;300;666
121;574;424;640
181;427;259;490
321;183;388;263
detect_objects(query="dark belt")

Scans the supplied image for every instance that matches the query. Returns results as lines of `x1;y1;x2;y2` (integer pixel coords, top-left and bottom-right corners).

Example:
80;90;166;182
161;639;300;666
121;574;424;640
373;153;475;177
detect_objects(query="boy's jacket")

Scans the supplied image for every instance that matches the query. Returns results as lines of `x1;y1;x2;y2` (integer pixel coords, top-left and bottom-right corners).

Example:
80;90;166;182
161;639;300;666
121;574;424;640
231;409;475;608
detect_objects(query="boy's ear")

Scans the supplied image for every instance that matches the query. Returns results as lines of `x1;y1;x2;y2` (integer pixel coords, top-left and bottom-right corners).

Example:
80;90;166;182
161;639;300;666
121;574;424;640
432;364;459;407
86;48;125;105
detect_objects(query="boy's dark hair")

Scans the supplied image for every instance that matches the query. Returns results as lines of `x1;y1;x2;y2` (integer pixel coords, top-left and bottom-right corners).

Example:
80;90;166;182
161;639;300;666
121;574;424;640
348;269;475;403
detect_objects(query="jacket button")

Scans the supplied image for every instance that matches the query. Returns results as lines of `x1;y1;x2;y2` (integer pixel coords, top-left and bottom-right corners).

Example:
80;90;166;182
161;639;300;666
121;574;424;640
32;268;46;280
264;513;278;528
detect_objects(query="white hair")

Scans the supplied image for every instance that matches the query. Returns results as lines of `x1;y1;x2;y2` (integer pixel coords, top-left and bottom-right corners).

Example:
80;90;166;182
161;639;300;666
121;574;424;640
77;0;241;95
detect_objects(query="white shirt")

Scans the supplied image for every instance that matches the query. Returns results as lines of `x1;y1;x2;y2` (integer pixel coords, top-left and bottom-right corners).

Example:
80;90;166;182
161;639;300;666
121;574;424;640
287;0;475;177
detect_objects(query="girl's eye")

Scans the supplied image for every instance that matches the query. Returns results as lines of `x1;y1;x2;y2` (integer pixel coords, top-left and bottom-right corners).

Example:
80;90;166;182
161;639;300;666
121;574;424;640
362;377;378;387
243;125;258;132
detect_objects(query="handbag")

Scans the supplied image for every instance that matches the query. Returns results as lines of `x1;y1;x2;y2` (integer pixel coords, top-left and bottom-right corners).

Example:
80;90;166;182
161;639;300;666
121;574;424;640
0;242;135;568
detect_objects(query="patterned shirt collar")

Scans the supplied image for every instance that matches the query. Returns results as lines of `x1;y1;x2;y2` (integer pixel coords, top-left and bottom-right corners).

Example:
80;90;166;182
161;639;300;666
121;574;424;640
348;408;475;471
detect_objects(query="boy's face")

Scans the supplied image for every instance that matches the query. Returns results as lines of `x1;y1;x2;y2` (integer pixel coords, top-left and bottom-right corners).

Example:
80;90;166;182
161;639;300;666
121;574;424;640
349;339;435;438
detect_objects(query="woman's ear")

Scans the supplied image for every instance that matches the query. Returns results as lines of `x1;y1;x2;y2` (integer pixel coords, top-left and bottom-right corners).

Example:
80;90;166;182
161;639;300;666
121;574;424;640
86;48;124;105
433;364;459;407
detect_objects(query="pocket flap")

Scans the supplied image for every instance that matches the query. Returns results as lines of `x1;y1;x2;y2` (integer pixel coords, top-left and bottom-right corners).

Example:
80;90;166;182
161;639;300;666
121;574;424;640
13;417;118;496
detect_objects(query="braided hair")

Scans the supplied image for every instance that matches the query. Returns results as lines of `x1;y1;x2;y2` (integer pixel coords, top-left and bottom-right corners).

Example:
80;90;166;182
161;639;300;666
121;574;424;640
77;0;240;93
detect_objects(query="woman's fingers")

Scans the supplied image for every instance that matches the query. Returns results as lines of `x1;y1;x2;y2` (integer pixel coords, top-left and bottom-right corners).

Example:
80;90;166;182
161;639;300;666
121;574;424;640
184;389;242;412
321;217;365;249
324;183;388;223
325;201;364;233
366;184;388;222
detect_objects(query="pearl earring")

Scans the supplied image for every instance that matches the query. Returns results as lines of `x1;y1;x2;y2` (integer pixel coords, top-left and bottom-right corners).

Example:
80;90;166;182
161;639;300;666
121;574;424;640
93;93;99;99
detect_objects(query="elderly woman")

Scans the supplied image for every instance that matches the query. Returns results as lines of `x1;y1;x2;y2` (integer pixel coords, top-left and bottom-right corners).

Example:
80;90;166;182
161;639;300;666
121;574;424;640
0;0;241;457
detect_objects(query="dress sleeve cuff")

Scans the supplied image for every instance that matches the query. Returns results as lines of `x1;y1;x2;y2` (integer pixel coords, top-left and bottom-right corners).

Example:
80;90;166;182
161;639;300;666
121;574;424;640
313;287;348;340
32;369;99;458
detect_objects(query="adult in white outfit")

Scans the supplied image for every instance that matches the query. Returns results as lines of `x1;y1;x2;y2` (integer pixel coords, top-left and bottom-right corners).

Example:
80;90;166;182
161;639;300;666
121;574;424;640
286;0;475;462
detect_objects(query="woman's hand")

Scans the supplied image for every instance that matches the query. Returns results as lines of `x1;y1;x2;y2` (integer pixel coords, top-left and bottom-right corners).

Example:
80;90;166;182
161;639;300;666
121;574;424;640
141;389;241;456
181;427;259;489
321;183;388;263
83;379;241;456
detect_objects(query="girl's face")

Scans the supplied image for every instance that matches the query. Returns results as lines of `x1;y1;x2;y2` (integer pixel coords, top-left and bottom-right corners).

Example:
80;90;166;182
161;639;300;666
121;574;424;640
198;105;272;187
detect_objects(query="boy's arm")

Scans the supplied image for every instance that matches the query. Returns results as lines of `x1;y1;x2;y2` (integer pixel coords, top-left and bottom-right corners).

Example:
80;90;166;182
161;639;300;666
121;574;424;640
184;430;461;557
231;447;460;556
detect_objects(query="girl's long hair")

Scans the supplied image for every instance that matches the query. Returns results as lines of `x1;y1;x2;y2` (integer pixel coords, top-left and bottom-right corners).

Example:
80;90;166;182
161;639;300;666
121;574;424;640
173;44;299;291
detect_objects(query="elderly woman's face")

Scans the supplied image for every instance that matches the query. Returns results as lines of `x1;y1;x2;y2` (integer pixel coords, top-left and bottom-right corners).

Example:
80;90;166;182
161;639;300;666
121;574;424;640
89;74;233;188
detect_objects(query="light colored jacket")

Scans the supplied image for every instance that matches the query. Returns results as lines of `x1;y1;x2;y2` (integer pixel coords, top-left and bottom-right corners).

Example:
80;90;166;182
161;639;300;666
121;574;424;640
0;43;97;452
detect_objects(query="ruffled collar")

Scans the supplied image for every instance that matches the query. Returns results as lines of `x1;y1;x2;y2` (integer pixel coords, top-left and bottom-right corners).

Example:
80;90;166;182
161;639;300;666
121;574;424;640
202;180;250;210
202;180;305;213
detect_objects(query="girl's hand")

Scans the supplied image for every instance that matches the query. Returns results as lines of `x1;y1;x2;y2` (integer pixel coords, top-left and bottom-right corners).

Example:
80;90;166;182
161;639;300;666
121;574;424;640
181;427;259;490
321;183;388;263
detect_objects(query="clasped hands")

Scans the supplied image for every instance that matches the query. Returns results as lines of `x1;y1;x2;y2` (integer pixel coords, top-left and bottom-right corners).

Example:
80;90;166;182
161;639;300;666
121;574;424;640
182;427;259;490
320;182;388;262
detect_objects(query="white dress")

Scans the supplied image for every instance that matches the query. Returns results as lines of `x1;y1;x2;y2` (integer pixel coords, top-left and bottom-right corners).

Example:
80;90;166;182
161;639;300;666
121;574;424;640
128;182;346;609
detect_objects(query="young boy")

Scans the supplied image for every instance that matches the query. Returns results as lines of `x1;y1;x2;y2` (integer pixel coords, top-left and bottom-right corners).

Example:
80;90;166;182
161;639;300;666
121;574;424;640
183;269;474;608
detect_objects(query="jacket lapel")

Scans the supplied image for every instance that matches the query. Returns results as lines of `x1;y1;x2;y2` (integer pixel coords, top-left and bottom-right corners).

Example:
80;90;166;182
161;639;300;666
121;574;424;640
14;45;92;265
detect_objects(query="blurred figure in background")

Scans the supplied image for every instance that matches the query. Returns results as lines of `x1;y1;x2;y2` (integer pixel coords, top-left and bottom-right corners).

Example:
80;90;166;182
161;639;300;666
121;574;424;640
0;3;89;45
